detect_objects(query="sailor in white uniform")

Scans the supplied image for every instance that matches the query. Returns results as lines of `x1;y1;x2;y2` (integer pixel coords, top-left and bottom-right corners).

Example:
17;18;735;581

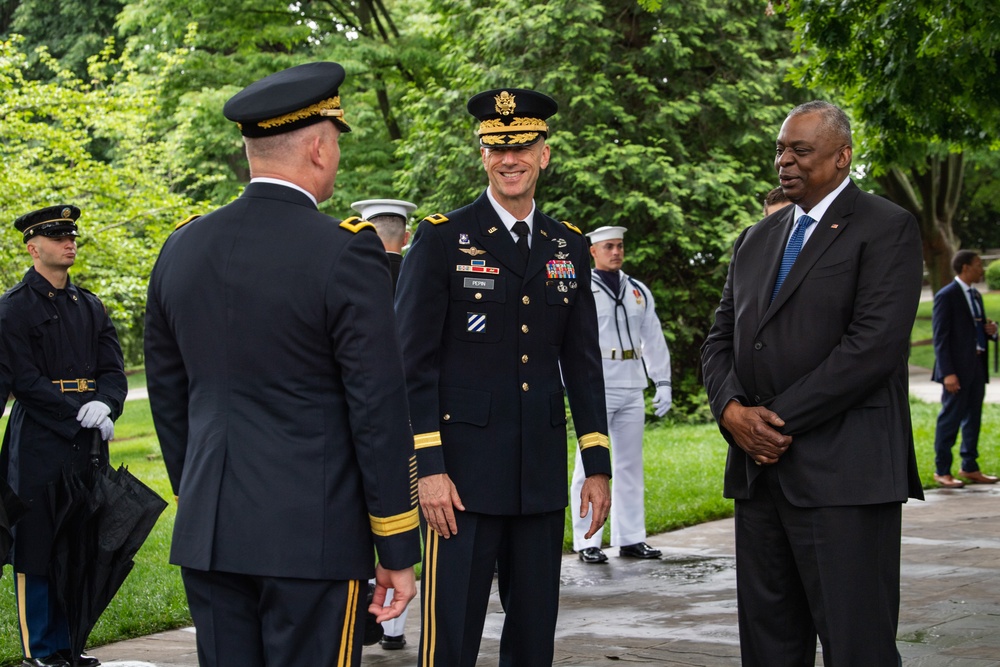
570;225;672;563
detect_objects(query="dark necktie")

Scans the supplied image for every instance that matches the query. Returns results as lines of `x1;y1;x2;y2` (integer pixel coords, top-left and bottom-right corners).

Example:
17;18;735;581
771;214;817;302
970;288;988;350
512;220;530;260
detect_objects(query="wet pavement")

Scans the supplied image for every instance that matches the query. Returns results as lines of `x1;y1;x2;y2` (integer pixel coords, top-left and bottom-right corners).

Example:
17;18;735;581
91;484;1000;666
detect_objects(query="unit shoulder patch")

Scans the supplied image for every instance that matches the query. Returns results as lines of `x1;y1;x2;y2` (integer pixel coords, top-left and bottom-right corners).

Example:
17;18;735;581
424;213;449;225
561;221;582;235
340;216;376;234
174;214;201;230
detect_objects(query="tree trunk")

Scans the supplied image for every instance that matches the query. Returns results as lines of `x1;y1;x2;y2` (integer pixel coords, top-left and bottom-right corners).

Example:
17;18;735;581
876;152;964;292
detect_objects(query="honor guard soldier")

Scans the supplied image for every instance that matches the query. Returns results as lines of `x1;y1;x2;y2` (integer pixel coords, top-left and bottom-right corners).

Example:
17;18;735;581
351;199;416;294
395;88;612;666
1;205;127;667
571;225;672;564
144;62;420;667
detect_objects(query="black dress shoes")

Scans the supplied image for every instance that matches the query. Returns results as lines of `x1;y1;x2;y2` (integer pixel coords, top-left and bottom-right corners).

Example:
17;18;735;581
55;651;100;667
21;656;69;667
380;634;407;650
619;542;662;559
577;547;608;564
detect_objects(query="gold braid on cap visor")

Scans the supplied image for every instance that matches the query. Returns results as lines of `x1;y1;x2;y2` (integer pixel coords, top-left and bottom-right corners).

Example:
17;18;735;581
477;116;548;137
241;96;345;131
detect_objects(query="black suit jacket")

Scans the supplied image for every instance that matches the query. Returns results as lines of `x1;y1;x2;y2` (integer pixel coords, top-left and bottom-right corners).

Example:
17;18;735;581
145;182;421;579
394;191;610;515
931;280;992;384
702;181;924;506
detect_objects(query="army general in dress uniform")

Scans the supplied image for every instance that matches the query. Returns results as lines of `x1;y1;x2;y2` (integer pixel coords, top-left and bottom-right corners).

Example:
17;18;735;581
395;88;612;666
144;62;421;667
1;205;126;667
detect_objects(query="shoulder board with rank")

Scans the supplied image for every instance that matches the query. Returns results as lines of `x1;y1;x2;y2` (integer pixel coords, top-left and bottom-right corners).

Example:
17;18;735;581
174;214;201;230
340;216;376;233
561;221;582;235
424;213;449;225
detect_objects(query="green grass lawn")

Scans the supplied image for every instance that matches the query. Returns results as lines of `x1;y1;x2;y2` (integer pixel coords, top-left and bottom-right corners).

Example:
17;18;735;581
3;315;998;664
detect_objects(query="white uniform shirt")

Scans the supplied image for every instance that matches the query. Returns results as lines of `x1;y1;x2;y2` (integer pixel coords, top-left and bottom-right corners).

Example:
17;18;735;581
592;270;671;389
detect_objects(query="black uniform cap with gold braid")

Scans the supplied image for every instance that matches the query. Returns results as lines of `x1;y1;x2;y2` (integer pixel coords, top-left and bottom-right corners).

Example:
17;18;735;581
223;62;351;138
14;205;80;243
467;88;557;148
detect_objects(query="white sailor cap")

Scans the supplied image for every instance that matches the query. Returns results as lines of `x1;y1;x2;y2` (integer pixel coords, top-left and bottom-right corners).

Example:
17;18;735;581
585;225;627;243
350;199;417;220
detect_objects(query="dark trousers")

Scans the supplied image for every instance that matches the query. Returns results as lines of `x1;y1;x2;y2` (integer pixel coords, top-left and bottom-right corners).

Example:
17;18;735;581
934;361;987;475
13;572;70;659
735;468;903;667
181;568;366;667
418;509;564;667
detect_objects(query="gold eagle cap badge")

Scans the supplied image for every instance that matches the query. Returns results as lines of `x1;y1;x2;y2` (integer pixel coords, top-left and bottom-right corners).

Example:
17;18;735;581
495;91;516;116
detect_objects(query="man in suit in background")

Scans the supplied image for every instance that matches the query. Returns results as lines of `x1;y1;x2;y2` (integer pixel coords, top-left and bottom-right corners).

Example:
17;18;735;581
395;88;611;666
702;100;924;666
144;62;420;667
352;199;415;294
931;250;999;488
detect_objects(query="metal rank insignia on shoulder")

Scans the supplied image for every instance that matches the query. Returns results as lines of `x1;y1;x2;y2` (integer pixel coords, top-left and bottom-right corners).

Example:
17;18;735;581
546;259;575;279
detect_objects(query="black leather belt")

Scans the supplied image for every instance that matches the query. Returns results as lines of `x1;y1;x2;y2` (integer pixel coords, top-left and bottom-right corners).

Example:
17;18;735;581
52;378;97;393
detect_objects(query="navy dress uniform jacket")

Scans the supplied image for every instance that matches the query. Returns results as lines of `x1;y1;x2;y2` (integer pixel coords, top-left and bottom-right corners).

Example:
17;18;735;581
0;268;127;575
395;191;610;515
702;182;924;506
144;182;421;580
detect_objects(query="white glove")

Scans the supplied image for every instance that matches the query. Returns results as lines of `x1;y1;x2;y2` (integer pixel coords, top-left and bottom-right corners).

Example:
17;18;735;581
652;385;672;417
77;400;111;428
95;415;115;442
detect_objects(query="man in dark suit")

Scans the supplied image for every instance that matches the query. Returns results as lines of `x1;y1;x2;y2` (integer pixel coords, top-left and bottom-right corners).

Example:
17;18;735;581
702;101;924;666
395;88;611;666
144;62;421;667
931;250;999;488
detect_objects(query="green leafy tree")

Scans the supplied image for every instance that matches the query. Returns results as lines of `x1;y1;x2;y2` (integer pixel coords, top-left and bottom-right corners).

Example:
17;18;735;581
778;0;1000;290
1;0;125;78
0;36;203;364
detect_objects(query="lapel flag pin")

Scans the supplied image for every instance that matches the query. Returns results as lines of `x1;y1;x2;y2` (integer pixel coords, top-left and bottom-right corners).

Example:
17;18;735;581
830;224;839;229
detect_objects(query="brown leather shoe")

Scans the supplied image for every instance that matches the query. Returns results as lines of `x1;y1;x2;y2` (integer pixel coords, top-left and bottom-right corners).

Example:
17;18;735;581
959;470;999;484
933;473;965;488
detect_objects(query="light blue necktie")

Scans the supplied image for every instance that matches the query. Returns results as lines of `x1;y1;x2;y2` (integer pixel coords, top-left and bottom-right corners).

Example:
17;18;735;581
771;215;816;303
970;288;988;350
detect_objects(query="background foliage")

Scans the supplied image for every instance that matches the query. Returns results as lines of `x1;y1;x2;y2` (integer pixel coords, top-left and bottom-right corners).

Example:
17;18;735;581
0;0;996;411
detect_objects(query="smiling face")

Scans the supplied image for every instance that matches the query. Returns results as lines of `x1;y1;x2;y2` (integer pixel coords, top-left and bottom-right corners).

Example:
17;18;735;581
774;110;852;212
481;140;550;215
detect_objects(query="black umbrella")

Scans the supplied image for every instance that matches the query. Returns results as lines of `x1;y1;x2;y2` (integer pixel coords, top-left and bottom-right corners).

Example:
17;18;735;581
1;475;27;568
48;431;168;657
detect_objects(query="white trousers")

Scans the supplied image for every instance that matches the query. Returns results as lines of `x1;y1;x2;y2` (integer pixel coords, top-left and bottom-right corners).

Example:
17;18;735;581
570;386;647;551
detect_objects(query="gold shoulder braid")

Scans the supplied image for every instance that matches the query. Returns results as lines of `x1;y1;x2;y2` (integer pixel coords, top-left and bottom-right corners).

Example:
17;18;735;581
340;216;375;234
561;221;582;235
175;214;201;230
424;213;449;225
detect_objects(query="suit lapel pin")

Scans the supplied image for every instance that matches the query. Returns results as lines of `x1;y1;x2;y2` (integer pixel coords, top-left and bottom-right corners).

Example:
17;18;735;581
830;224;839;229
487;226;498;234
